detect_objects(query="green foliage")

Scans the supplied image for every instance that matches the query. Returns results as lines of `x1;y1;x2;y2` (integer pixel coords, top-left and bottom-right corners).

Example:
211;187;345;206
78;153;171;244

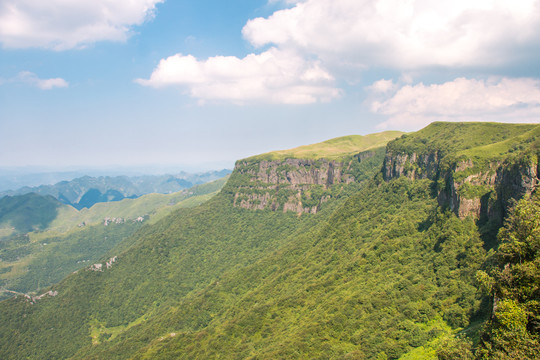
1;221;143;295
476;194;540;359
60;179;484;359
0;175;493;360
436;335;474;360
458;183;492;200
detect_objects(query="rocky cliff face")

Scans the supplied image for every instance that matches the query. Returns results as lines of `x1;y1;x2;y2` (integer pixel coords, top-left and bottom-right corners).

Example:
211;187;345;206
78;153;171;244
382;150;441;181
228;151;379;214
383;149;539;221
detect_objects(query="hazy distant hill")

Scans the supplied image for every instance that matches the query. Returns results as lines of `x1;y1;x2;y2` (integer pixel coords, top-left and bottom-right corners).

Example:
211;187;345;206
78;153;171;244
0;170;231;209
0;177;228;298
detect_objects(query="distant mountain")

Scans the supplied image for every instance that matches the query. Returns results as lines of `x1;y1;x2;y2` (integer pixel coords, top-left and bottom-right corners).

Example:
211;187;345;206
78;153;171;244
0;170;231;209
0;170;91;192
0;177;228;298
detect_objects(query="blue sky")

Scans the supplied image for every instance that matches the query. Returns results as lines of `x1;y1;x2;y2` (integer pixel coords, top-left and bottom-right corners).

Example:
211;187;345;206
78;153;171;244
1;0;540;172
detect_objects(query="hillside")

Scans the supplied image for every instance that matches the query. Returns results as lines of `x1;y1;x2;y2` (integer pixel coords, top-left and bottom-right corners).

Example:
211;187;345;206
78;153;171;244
0;178;227;299
0;123;539;359
0;193;65;233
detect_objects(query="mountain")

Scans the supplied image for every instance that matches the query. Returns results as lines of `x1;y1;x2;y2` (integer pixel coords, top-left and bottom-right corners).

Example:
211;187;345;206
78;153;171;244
0;123;538;359
0;177;228;300
0;169;231;209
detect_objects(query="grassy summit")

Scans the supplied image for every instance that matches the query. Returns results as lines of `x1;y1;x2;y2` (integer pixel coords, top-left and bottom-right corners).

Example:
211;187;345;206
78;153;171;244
387;122;538;156
248;131;404;161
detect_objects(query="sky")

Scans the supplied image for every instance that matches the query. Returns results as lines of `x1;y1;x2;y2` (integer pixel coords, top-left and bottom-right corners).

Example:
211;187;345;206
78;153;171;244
1;0;540;173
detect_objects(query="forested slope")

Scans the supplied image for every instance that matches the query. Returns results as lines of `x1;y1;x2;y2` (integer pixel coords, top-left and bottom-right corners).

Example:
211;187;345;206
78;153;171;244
1;123;539;359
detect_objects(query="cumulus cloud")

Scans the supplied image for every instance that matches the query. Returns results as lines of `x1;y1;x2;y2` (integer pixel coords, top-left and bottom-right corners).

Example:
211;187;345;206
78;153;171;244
136;47;340;104
0;0;163;50
137;0;540;107
243;0;540;69
14;71;69;90
367;77;540;129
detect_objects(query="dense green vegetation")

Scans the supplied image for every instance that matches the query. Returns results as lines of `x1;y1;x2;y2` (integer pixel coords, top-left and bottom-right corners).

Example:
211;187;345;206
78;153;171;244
387;122;537;158
475;194;540;359
122;178;486;360
0;193;325;359
0;221;143;296
0;123;539;359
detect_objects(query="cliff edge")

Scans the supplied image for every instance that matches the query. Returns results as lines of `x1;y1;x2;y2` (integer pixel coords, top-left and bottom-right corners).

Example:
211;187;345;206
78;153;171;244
224;132;403;213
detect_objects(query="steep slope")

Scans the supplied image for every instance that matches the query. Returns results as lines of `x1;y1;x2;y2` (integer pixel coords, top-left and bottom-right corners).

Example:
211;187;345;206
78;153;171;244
119;123;538;360
0;133;395;360
228;131;403;213
1;123;538;360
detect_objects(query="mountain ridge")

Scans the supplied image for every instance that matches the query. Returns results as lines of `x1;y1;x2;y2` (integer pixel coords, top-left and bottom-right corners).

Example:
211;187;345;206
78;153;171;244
0;170;231;210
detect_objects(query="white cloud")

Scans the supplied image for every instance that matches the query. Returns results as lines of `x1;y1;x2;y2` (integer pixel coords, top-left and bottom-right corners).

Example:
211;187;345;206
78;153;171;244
0;0;163;50
243;0;540;69
136;47;340;104
367;77;540;129
367;79;397;94
16;71;68;89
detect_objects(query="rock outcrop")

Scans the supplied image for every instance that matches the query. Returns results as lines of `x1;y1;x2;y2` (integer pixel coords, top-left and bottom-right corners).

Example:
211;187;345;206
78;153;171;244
382;151;441;181
383;149;539;221
229;150;380;214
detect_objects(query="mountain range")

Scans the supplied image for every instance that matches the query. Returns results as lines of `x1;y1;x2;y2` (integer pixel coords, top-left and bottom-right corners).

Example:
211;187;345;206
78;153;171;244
0;122;539;359
0;177;228;300
0;170;231;210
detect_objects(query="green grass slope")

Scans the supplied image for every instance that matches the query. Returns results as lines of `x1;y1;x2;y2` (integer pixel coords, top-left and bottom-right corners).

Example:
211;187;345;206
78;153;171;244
387;122;537;157
249;131;404;161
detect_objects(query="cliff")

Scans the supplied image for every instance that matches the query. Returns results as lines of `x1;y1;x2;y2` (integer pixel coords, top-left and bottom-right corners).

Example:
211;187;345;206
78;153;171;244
382;122;540;222
225;132;403;213
231;157;356;213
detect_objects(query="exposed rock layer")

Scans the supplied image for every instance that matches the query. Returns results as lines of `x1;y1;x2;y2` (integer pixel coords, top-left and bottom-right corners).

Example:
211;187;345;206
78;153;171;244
229;153;377;213
383;150;539;221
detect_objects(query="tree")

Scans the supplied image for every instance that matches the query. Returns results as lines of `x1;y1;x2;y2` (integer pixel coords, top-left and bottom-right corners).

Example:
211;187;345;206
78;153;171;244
476;194;540;359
